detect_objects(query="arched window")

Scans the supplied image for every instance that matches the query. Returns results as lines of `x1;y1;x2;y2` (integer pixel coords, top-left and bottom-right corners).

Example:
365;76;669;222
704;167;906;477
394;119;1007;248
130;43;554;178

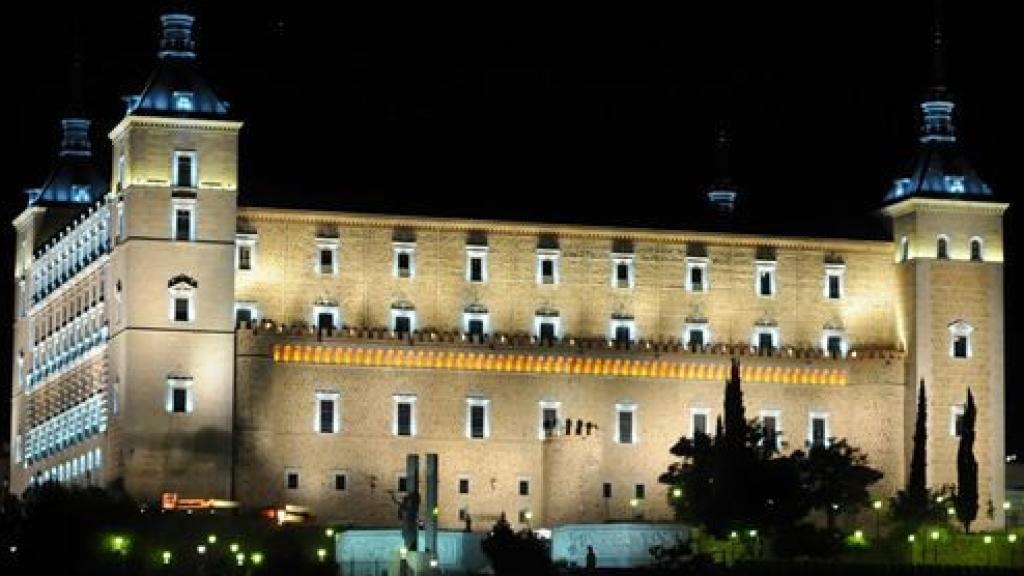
936;235;949;260
969;237;983;262
948;320;974;359
167;275;198;323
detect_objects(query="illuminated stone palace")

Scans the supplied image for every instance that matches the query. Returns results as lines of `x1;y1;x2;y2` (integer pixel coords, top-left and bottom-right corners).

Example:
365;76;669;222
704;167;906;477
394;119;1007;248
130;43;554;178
8;11;1008;529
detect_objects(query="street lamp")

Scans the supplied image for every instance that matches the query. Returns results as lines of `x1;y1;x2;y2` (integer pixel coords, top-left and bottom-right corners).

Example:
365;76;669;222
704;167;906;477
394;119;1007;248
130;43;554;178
983;535;993;565
325;528;335;538
929;530;940;563
1009;534;1018;566
872;500;883;538
230;543;240;554
251;552;263;566
207;534;217;545
236;552;245;567
671;487;682;499
317;548;327;562
907;534;916;565
162;551;172;565
196;544;206;555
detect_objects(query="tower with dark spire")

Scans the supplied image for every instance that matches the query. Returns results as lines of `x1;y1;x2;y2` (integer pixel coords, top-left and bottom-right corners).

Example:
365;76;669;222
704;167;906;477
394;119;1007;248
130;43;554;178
102;7;242;500
882;1;1008;530
705;129;740;215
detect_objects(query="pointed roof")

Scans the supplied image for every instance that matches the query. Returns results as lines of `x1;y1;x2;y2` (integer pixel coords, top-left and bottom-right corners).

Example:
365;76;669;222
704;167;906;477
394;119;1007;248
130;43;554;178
883;6;993;204
124;11;230;119
28;55;106;206
705;128;740;214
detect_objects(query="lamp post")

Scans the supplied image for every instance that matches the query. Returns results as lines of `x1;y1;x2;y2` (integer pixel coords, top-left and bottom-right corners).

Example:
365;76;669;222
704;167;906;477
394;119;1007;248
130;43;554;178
907;534;916;565
1009;533;1018;566
929;530;940;564
983;535;992;565
872;500;883;538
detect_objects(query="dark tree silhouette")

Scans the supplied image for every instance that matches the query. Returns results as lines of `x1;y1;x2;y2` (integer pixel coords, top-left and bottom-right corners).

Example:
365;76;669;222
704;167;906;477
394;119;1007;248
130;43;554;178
892;379;933;526
793;439;884;531
480;513;553;575
955;387;979;533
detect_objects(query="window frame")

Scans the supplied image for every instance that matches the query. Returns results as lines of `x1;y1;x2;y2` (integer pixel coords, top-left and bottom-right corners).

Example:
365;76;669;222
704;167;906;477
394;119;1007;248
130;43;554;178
824;263;845;300
751;325;780;353
312;304;340;331
610;252;635;289
316;238;339;276
807;411;831;448
168;278;196;323
285;468;300;490
615;402;638;444
948;320;974;359
685;256;710;293
536;249;561;285
392;394;417;437
755;259;777;297
466;245;489;283
969;236;984;262
172;91;195;112
465;397;491;440
235;233;258;271
165;376;194;414
538;400;562;440
171;150;198;188
533;312;561;342
683;322;710;350
463;309;490;338
315;391;341;434
332;470;349;492
170;198;196;242
822;328;848;358
390;307;417;334
759;409;782;450
393;241;416;279
609;316;637;344
689;407;710;438
936;234;950;260
949;405;965;437
234;301;258;326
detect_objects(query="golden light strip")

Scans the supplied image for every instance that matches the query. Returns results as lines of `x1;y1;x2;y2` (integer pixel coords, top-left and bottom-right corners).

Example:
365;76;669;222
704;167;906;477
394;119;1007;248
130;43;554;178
271;345;848;386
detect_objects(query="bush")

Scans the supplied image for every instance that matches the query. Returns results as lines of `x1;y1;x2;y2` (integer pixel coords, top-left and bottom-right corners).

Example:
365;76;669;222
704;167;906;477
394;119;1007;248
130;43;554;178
771;523;845;559
480;513;553;575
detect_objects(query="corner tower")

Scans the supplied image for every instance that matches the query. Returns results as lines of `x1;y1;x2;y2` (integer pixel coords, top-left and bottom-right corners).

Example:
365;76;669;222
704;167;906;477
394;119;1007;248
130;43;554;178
106;10;242;500
883;16;1007;528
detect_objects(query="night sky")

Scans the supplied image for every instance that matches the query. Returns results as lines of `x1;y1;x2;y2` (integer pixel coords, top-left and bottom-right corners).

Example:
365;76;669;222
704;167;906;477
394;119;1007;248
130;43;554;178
6;2;1020;456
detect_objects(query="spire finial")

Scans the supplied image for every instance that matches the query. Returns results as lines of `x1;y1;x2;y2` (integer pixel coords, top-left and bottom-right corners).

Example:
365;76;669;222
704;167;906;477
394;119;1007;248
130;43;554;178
919;0;955;144
158;10;197;60
930;0;947;95
706;126;739;214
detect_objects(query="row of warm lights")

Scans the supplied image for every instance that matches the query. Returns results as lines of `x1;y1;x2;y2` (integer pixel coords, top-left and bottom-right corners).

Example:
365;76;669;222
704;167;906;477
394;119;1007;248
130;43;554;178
905;532;1018;544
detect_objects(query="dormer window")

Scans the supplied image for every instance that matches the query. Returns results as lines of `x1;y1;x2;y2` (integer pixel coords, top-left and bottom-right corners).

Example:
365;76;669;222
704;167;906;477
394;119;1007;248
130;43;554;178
936;235;949;260
173;91;195;112
172;150;197;188
945;175;965;194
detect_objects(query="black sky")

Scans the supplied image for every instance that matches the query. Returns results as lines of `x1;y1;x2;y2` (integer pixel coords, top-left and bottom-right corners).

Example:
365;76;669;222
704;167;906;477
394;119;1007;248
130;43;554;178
6;2;1021;455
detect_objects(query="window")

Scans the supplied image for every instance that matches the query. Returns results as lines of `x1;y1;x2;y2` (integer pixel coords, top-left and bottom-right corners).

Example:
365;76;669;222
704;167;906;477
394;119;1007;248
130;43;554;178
316;392;340;434
466;398;491;439
948;320;973;359
463;306;490;338
173;91;194;111
167;276;197;323
945;175;965;194
936;235;949;260
760;410;781;450
690;408;710;437
397;475;408;493
611;253;635;289
334;472;348;492
969;237;983;262
950;405;965;437
900;236;909;262
635;484;645;500
118;201;126;242
458;477;470;495
393;395;417;437
824;264;845;299
393;242;416;278
166;376;194;413
518;478;531;496
602;482;612;498
534;311;561;342
822;328;847;358
609;316;636;345
752;325;779;355
117;153;126;191
686;257;709;293
172;151;197;188
235;235;258;271
316;238;339;275
391;304;416;334
313;304;340;331
683;322;710;351
234;302;258;326
755;260;777;297
466;246;488;283
616;403;637;444
539;400;561;439
536;249;560;285
171;199;195;241
808;412;830;448
285;469;300;490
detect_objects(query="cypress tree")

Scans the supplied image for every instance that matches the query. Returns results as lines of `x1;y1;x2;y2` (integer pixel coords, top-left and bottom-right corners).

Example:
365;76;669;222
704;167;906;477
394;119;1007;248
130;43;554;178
906;379;929;514
955;388;979;533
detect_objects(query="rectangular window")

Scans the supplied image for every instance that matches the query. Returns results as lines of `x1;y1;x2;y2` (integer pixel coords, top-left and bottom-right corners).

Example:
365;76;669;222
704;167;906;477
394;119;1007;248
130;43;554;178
953;335;969;358
459;477;470;495
755;260;777;297
173;297;190;322
394;315;411;334
316;392;340;434
173;151;196;188
691;266;703;291
467;318;484;337
171;388;188;413
394;396;416;437
758;331;774;352
688;328;704;349
602;482;612;499
616;404;637;444
518;479;530;496
334;473;348;491
950;405;965;437
238;245;252;271
466;398;490;439
542;407;558;437
691;410;709;437
117;154;126;191
397;475;408;493
760;410;781;450
615;262;631;288
809;413;830;448
686;256;709;293
318;312;335;330
635;484;645;499
470;257;484;282
174;209;192;241
539;321;556;342
615;325;631;344
286;471;300;490
236;307;253;325
759;271;772;296
393;243;416;278
537;250;560;285
541;260;554;282
828;275;841;299
319;249;334;274
826;335;843;357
